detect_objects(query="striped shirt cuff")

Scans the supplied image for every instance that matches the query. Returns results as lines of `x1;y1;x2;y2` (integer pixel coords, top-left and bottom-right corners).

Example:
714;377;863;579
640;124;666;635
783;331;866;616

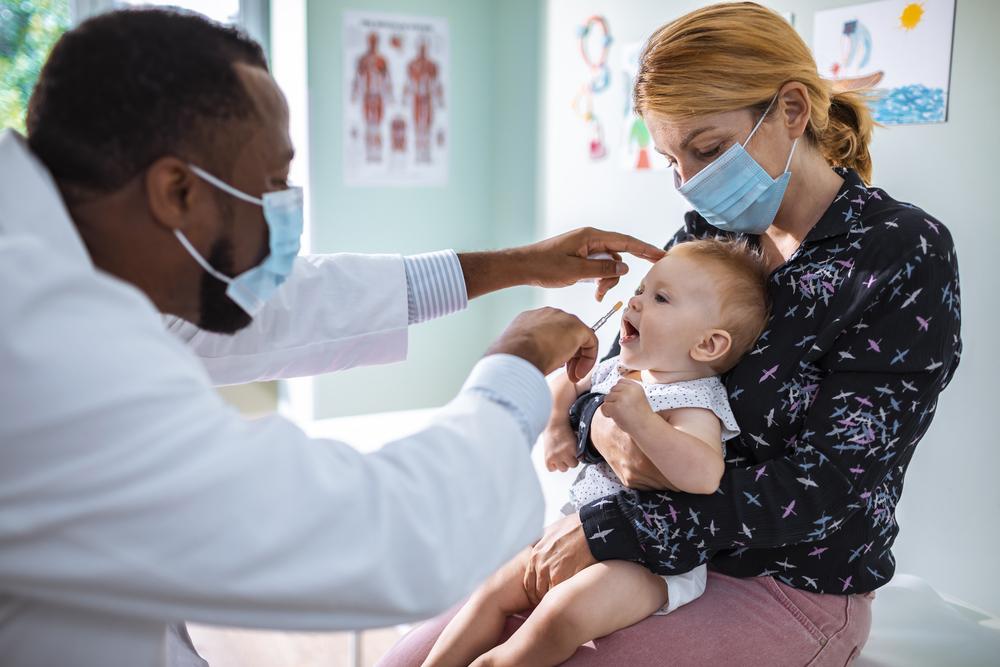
403;250;469;325
461;354;552;446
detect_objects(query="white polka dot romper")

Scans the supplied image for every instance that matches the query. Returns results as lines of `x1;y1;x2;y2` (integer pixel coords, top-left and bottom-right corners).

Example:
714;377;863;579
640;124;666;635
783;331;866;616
568;356;740;509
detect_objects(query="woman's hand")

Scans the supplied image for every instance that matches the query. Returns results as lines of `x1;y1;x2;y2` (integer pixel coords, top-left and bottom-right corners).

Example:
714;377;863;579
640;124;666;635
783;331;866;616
541;422;579;473
590;407;672;490
522;512;597;606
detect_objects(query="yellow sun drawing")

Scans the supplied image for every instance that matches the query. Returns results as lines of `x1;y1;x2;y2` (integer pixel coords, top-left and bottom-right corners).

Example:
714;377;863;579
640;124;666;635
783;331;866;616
899;2;925;31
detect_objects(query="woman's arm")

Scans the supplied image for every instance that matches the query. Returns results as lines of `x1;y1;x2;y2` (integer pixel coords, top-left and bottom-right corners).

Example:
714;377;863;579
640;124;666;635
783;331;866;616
581;233;961;576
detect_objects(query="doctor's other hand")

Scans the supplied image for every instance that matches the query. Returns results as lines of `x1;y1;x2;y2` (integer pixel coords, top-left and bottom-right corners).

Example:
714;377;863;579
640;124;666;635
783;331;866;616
459;228;665;303
487;307;598;383
517;227;665;302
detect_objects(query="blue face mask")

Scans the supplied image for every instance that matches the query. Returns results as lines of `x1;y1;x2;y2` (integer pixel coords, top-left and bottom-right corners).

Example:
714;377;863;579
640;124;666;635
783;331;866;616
174;165;303;316
674;95;798;235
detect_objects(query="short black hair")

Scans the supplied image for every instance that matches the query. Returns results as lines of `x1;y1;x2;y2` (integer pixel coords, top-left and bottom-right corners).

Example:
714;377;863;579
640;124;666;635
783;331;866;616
26;8;268;200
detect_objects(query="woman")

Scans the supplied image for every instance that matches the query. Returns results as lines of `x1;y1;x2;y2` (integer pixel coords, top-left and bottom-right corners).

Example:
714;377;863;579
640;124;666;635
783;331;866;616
379;3;961;664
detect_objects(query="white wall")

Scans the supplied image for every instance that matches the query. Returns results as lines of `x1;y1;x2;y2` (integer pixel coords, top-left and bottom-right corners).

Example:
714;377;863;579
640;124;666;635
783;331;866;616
541;0;1000;615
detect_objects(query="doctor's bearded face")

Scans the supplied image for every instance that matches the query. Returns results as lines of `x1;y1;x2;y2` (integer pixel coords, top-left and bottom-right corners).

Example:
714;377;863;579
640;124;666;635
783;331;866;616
196;65;295;334
26;9;289;331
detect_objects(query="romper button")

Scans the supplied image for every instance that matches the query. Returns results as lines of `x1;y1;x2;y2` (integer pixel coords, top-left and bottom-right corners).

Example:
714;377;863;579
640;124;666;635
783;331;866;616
819;638;827;646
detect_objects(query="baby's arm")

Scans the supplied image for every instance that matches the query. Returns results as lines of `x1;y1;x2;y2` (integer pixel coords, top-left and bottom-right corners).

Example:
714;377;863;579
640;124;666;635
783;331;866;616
541;370;593;472
601;380;724;494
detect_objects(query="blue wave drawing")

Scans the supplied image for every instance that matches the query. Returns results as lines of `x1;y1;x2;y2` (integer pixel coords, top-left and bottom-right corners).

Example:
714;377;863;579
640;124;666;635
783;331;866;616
869;84;946;125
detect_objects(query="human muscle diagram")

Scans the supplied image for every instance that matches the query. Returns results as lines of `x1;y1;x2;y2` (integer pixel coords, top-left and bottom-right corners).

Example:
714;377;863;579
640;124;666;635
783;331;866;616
343;11;449;186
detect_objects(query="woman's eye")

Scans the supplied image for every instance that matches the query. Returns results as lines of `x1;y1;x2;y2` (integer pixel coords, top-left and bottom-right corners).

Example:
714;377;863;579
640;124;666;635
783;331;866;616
696;144;723;160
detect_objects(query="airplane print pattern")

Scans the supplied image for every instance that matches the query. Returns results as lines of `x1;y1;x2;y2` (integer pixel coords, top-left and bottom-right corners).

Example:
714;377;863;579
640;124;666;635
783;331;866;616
576;167;962;595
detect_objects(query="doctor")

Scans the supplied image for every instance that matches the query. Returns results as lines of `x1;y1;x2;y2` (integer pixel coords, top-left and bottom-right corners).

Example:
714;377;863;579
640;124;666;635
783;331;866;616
0;9;664;667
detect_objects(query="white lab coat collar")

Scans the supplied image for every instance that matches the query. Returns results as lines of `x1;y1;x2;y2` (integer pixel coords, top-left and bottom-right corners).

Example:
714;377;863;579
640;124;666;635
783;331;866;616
0;129;91;266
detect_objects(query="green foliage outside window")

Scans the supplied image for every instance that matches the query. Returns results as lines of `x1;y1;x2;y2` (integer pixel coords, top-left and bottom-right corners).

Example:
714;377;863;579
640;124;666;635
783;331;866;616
1;0;70;133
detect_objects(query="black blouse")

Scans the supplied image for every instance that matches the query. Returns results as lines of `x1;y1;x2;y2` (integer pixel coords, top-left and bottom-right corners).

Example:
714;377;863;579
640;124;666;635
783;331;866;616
575;168;962;595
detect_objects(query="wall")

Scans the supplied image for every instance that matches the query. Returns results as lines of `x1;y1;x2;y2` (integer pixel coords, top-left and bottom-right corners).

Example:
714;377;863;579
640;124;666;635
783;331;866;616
300;0;542;419
540;0;999;615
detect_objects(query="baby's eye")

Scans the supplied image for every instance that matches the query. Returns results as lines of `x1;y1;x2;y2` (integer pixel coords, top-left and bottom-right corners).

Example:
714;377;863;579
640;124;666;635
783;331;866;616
655;293;670;304
634;285;644;296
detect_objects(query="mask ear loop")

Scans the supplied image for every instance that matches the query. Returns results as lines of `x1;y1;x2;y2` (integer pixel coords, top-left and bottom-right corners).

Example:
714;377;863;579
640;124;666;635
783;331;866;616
744;93;779;146
188;164;264;206
745;93;800;174
173;229;234;285
784;137;799;172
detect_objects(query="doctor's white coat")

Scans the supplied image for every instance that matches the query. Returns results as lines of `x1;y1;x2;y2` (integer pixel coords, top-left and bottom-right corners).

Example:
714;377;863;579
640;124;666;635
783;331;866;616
0;130;547;666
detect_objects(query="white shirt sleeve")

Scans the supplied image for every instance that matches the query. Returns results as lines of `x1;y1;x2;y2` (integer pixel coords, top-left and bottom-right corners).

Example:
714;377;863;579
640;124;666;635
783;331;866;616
0;236;547;630
403;249;468;324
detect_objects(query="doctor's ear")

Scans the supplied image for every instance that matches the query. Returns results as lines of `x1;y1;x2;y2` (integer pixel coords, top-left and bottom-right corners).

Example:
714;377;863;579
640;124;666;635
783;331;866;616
144;156;203;233
776;81;810;140
690;329;732;365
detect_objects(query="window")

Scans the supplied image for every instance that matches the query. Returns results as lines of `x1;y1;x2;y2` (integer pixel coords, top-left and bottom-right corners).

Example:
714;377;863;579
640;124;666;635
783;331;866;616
118;0;238;25
0;0;71;132
113;0;268;54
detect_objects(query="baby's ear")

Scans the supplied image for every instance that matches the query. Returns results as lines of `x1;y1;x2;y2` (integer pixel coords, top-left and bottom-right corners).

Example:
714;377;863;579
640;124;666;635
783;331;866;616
690;329;732;364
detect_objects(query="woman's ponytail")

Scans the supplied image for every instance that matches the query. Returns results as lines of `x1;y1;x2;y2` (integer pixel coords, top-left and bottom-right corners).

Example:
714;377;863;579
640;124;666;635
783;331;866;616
817;90;875;185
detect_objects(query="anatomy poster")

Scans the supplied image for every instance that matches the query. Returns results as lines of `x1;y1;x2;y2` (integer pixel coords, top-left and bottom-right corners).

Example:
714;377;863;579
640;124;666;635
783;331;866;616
813;0;955;125
343;11;449;187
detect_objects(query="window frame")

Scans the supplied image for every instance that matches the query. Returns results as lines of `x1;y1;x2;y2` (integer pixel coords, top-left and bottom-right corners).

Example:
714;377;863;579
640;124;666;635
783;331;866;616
69;0;269;57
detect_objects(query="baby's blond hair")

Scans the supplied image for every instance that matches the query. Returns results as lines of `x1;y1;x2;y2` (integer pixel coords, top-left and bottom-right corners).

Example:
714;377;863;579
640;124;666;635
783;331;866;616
669;239;771;373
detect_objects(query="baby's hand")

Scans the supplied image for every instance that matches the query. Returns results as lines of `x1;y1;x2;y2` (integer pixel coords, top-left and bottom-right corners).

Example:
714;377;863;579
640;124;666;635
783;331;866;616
600;379;653;432
542;422;579;472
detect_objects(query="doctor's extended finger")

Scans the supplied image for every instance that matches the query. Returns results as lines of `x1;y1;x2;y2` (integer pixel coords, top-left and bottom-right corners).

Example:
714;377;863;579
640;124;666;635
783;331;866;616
585;230;666;263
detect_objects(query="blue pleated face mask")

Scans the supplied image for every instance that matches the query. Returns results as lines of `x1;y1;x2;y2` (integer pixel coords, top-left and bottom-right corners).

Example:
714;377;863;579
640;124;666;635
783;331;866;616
674;95;798;235
174;165;303;316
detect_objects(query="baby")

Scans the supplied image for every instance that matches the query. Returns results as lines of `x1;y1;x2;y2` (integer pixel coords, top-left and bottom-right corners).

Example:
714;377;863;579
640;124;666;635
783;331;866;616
423;239;770;667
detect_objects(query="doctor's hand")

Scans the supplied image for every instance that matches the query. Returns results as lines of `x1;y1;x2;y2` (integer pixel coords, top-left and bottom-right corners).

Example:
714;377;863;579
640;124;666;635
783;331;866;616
459;228;665;303
522;512;596;606
486;307;597;382
517;228;666;302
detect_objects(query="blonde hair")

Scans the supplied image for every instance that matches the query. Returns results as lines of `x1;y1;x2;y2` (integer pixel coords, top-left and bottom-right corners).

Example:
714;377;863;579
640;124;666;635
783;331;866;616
634;2;875;184
670;239;770;372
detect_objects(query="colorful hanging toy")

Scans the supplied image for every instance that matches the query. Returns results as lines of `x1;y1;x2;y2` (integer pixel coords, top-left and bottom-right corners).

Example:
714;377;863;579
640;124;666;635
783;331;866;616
573;15;612;161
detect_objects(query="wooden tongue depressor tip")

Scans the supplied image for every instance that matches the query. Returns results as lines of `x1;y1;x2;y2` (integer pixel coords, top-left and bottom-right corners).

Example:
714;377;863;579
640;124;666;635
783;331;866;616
591;301;623;331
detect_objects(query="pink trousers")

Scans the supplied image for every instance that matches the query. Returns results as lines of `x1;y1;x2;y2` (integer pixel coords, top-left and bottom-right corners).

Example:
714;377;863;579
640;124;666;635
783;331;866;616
376;570;873;666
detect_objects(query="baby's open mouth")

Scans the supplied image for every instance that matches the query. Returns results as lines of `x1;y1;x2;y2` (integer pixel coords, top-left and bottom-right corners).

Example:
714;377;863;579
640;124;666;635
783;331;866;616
621;318;640;344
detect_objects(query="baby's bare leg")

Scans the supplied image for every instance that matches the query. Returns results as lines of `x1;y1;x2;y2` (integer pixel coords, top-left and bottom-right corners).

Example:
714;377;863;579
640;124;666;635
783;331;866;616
421;547;533;667
471;560;668;667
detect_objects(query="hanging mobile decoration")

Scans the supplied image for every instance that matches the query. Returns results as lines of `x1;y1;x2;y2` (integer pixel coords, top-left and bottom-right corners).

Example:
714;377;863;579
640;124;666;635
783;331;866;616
572;15;612;161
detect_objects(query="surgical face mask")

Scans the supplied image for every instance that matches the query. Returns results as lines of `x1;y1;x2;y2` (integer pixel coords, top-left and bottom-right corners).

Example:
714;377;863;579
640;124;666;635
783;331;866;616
673;95;798;235
174;165;303;316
